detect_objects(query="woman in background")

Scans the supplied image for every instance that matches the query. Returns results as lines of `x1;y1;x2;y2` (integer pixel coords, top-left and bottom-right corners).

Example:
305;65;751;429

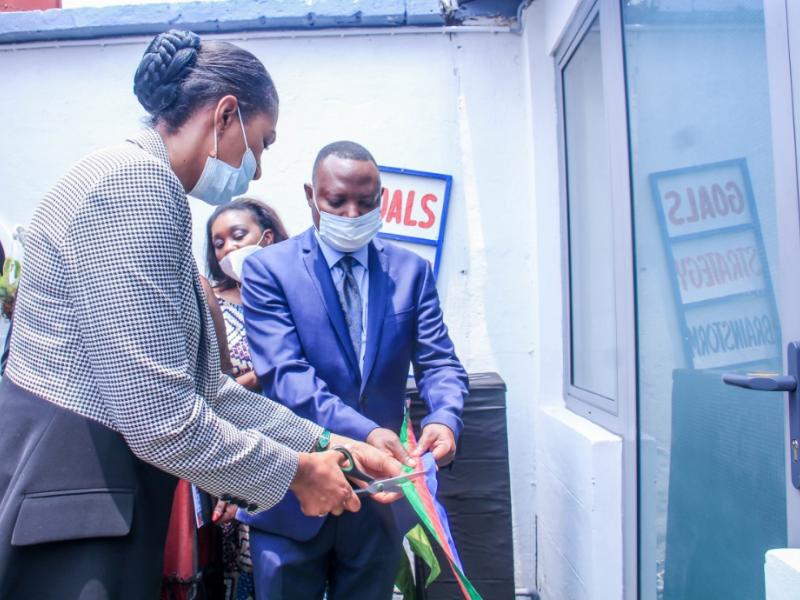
207;197;288;393
207;197;290;599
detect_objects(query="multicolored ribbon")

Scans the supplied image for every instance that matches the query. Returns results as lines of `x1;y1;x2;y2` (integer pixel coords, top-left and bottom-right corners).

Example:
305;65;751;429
398;412;483;600
395;524;439;599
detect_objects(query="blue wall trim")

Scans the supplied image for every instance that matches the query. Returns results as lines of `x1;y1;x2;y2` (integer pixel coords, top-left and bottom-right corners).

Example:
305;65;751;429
0;0;447;44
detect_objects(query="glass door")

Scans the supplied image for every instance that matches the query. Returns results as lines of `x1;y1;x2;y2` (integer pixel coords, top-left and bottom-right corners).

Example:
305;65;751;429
625;1;800;598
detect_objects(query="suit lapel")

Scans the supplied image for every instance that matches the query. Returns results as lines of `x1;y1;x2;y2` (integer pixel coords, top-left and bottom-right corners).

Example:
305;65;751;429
361;241;389;392
301;230;361;375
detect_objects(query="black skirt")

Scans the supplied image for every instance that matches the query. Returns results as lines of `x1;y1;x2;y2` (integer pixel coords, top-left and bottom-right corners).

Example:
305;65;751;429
0;377;177;599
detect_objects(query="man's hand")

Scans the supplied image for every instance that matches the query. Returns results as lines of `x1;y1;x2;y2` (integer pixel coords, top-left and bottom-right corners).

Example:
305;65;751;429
415;423;457;466
366;427;417;468
289;451;361;518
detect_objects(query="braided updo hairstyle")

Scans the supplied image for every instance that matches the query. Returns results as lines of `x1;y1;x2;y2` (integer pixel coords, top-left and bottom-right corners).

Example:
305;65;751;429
133;29;279;132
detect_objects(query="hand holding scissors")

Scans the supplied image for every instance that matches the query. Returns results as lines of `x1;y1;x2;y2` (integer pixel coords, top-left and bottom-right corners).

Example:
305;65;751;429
333;445;423;500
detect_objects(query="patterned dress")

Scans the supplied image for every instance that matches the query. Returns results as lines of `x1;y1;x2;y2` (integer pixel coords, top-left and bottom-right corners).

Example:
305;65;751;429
220;297;254;378
218;297;256;600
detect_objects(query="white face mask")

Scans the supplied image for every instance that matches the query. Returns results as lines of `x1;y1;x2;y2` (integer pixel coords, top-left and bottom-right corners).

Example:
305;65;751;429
314;197;383;253
218;230;268;283
189;105;257;206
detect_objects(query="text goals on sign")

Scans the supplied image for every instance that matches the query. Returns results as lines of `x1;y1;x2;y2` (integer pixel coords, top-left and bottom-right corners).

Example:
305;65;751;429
377;166;452;278
650;158;780;370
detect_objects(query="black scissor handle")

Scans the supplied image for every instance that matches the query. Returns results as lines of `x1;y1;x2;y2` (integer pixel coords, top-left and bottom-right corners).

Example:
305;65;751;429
333;445;374;485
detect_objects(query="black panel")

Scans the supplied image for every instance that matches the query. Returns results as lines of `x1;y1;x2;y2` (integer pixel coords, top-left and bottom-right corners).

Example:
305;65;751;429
407;372;515;600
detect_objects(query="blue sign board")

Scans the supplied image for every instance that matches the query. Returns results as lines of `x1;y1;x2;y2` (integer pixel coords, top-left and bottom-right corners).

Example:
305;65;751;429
377;166;452;279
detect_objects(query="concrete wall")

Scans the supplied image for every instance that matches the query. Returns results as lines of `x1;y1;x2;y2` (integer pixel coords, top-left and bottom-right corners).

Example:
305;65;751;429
766;550;800;600
537;406;622;600
0;25;539;591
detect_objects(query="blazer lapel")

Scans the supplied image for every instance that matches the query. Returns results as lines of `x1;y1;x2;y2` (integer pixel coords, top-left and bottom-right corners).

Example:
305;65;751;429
361;240;389;392
301;230;361;375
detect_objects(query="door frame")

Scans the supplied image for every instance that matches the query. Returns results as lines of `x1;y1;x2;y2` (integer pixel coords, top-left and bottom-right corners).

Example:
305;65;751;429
557;0;800;597
766;0;800;547
554;0;639;598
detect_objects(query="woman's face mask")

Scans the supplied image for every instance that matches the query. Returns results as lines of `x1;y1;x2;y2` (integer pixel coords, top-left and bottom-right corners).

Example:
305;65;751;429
218;229;269;283
189;105;257;206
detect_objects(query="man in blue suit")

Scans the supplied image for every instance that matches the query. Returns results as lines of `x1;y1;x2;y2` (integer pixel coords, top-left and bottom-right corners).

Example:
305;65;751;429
239;141;468;600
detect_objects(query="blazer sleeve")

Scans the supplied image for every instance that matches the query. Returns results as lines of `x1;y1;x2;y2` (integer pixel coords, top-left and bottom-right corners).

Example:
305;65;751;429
62;160;319;512
213;375;322;453
413;261;469;439
241;253;380;442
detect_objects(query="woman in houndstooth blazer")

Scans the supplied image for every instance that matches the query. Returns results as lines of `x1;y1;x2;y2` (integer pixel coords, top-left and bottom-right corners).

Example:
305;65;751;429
0;30;399;599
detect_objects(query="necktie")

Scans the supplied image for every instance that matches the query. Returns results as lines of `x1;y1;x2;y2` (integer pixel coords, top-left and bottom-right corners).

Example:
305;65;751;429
335;255;363;361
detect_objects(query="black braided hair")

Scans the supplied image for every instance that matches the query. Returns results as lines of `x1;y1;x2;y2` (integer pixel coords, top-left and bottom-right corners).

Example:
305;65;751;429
134;29;200;114
133;29;279;132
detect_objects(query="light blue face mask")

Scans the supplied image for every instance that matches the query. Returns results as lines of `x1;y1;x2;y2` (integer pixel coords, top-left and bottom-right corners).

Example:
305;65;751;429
313;196;383;253
189;105;257;206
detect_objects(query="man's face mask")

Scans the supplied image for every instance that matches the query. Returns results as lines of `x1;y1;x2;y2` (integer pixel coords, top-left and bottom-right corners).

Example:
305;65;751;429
313;196;382;253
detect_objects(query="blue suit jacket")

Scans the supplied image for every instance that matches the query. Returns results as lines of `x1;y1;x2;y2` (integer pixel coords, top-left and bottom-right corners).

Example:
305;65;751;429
238;227;468;541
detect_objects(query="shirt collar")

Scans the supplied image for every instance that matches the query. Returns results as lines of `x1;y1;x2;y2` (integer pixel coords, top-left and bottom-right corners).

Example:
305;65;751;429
314;229;369;270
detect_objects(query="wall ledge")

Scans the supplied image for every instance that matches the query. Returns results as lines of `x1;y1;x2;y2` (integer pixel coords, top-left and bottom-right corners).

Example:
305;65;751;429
539;404;620;444
0;0;447;44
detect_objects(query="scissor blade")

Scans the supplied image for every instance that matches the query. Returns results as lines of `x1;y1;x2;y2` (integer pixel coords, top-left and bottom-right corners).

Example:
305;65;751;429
354;470;425;495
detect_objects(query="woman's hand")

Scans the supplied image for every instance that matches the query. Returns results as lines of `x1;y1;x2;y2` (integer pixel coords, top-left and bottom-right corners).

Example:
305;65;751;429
289;451;361;518
341;440;407;504
329;433;408;504
235;370;261;392
212;499;239;525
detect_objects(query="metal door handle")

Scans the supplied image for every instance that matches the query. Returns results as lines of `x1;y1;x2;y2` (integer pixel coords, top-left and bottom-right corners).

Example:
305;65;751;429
722;373;798;392
722;343;800;488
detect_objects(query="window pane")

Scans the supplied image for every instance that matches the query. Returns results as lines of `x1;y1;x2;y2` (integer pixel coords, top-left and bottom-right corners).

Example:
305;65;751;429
564;15;618;400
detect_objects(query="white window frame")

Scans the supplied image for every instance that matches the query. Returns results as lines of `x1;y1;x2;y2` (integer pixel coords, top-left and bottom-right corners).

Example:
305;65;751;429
555;1;638;598
557;0;635;434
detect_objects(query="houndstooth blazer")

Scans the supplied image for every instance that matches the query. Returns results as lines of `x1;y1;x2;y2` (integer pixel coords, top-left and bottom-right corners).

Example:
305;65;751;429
6;128;321;512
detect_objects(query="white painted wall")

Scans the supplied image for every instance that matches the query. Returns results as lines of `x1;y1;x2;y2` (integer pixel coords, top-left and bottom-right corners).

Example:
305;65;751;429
544;0;583;54
0;26;539;591
537;406;622;600
765;549;800;600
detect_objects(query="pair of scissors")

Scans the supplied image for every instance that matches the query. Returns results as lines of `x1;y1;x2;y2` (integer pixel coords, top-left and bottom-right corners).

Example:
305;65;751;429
333;446;424;495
